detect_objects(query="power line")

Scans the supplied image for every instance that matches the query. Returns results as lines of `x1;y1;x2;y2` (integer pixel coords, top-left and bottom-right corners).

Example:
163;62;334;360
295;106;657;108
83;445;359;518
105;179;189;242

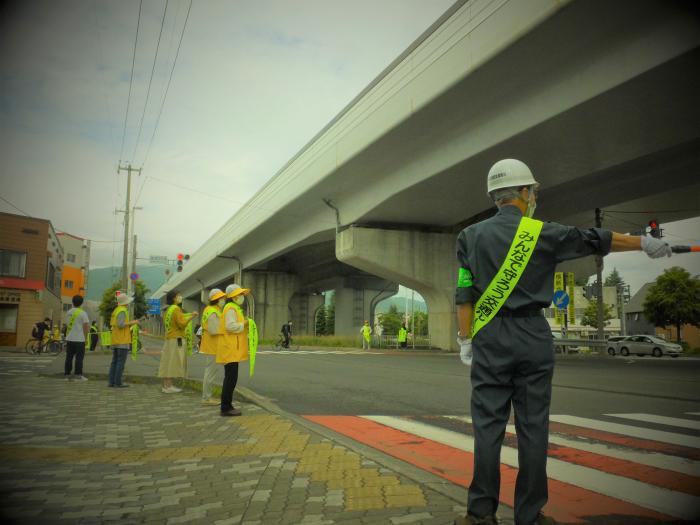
604;208;700;214
0;195;31;217
119;0;144;162
140;0;192;168
131;0;169;162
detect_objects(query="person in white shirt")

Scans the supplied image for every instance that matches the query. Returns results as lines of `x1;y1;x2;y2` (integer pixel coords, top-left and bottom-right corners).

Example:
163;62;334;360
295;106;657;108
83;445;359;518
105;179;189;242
64;295;90;381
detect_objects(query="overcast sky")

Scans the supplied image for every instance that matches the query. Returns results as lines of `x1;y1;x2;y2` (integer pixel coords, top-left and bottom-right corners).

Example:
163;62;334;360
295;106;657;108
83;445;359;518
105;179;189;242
1;0;698;298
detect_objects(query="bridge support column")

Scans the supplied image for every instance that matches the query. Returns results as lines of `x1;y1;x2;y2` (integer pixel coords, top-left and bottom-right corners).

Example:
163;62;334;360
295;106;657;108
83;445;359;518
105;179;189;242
333;279;398;338
243;271;300;340
337;226;457;351
290;293;325;336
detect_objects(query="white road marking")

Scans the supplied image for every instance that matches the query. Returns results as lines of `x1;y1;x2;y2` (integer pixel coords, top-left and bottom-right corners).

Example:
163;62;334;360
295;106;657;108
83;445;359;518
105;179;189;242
445;415;700;477
550;415;700;449
362;415;700;520
606;413;700;431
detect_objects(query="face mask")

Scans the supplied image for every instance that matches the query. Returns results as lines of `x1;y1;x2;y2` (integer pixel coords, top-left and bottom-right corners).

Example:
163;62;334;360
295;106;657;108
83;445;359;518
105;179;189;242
522;186;538;218
234;295;244;305
175;295;183;305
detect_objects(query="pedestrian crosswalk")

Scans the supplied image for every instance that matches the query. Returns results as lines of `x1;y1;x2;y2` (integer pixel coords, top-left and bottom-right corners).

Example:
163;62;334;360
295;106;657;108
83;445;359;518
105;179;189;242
0;356;54;375
305;412;700;523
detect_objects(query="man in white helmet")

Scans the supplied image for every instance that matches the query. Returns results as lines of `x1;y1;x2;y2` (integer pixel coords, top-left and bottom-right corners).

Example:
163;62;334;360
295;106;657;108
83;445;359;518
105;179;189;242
453;159;672;525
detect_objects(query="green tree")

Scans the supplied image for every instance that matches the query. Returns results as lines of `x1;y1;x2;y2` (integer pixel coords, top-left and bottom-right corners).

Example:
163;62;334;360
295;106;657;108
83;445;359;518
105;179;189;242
378;304;404;335
580;299;614;328
99;280;149;326
315;305;327;336
604;267;626;288
325;295;335;335
409;311;429;336
643;267;700;342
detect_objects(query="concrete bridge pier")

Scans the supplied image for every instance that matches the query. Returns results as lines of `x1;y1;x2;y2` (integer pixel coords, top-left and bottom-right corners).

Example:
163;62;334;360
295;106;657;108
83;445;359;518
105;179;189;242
289;292;325;336
337;227;458;351
243;271;300;340
331;277;398;337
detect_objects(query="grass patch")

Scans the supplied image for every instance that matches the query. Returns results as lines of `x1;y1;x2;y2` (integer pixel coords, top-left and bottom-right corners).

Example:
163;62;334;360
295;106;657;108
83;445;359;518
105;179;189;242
259;335;361;348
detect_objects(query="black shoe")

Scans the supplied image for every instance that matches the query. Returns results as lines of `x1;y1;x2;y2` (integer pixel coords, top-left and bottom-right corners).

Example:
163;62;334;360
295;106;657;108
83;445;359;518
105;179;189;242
533;513;556;525
115;384;130;388
108;384;115;387
220;408;242;417
454;514;498;525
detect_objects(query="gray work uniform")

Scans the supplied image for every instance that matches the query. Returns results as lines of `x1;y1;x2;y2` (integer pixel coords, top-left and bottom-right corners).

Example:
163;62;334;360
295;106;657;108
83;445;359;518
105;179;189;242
455;204;611;525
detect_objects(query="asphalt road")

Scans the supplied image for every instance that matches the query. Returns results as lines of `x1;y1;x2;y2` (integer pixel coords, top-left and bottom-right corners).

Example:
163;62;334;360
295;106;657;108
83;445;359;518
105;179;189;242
235;349;700;423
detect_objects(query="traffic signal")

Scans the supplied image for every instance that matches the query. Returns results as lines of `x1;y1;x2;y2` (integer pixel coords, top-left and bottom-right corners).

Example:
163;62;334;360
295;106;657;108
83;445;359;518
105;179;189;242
177;253;184;272
648;220;662;239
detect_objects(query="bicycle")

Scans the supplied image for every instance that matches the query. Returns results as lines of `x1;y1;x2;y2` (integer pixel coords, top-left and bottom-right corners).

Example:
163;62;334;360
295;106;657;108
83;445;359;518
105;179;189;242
25;336;65;355
274;334;299;351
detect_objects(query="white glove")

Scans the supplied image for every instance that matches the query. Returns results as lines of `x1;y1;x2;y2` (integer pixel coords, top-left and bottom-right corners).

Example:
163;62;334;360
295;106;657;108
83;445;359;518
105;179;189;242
458;337;473;366
641;236;672;259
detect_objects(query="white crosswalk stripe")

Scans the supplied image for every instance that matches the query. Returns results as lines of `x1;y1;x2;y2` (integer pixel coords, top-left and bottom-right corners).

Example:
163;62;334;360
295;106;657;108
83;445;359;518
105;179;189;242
550;414;700;448
360;413;700;521
606;413;700;431
257;350;378;355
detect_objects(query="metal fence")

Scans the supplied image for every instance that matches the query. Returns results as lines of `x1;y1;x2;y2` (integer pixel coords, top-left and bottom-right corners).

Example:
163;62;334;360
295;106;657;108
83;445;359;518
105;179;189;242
374;334;432;349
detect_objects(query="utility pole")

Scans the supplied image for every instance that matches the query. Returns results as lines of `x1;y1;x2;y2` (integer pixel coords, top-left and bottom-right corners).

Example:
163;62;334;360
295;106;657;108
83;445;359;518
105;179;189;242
595;208;605;353
117;163;141;291
129;206;143;296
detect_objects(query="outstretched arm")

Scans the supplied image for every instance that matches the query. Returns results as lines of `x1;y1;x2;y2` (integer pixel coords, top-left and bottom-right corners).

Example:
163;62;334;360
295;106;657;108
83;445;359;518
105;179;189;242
610;233;641;252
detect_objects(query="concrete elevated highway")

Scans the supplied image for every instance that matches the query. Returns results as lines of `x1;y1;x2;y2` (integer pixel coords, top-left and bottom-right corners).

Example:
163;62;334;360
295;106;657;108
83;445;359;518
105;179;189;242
154;0;700;350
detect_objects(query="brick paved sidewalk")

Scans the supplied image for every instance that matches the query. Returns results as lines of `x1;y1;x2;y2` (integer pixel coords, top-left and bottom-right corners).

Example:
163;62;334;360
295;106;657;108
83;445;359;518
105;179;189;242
0;352;467;525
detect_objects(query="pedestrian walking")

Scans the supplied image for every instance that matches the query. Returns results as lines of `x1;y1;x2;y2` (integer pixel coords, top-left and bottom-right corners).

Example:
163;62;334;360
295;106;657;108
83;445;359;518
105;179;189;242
281;320;292;348
217;284;251;417
398;324;408;349
360;320;372;350
89;321;99;352
108;291;139;388
64;295;90;381
453;159;673;525
159;290;198;393
200;289;225;406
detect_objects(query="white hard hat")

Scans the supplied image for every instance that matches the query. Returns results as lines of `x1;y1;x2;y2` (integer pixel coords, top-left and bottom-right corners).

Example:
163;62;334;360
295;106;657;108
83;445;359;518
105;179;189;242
225;283;250;299
115;291;133;306
487;159;538;194
208;288;225;302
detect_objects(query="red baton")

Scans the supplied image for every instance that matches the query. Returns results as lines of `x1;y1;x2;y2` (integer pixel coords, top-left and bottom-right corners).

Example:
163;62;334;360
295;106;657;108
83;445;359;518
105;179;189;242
671;246;700;253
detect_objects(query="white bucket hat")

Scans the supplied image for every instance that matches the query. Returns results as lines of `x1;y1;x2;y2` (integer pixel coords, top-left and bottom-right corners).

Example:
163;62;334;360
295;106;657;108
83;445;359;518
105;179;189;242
115;291;134;306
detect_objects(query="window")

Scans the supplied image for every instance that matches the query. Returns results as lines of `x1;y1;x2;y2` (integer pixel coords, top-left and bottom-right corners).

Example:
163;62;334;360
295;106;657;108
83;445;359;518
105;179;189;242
65;280;74;289
67;253;76;263
0;250;27;278
46;260;58;294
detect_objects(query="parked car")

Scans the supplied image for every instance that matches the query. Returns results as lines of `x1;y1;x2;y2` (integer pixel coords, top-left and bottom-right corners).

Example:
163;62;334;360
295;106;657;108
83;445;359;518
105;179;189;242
606;335;628;356
617;335;683;358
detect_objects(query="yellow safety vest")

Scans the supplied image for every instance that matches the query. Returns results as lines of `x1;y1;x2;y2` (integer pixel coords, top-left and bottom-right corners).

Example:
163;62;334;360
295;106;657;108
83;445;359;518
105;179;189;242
110;306;131;345
362;325;371;342
217;302;249;364
200;305;222;356
397;328;407;343
66;308;84;336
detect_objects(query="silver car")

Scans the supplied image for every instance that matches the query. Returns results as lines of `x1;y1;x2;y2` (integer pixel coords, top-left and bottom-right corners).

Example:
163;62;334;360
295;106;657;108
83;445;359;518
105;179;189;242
617;335;683;358
606;335;627;356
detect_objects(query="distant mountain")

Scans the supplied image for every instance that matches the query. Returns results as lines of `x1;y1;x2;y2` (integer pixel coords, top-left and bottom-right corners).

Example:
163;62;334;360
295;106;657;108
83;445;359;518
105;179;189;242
375;295;427;314
86;265;173;301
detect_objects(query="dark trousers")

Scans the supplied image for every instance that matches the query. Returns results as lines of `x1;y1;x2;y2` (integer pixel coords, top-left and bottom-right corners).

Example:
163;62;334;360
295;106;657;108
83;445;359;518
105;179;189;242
108;348;129;386
283;335;290;348
64;341;86;376
221;362;239;411
89;334;98;351
467;316;554;525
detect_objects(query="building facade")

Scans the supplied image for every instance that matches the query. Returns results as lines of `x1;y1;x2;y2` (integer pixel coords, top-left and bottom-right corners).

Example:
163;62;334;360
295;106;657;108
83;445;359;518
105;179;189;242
545;285;621;338
56;232;90;312
0;212;64;346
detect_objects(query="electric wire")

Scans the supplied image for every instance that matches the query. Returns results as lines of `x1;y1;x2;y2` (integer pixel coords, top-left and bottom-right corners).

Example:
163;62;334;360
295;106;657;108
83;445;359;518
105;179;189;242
131;0;169;162
0;195;32;217
92;0;118;156
139;0;192;169
119;0;144;162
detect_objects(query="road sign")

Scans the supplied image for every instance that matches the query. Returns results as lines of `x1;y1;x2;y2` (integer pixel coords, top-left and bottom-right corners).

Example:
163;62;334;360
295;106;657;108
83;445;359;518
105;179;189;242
149;255;169;264
147;298;161;315
553;290;570;309
129;272;139;281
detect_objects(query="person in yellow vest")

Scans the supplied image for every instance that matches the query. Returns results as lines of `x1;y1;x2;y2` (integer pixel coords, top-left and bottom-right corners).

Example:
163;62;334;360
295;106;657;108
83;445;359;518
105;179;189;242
64;294;90;381
159;289;198;393
397;324;408;349
217;283;251;416
360;320;372;350
108;291;139;388
200;288;226;406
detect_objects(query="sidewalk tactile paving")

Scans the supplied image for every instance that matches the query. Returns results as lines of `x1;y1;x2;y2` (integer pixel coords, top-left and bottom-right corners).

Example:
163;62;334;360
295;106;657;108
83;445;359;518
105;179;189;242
0;351;462;524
